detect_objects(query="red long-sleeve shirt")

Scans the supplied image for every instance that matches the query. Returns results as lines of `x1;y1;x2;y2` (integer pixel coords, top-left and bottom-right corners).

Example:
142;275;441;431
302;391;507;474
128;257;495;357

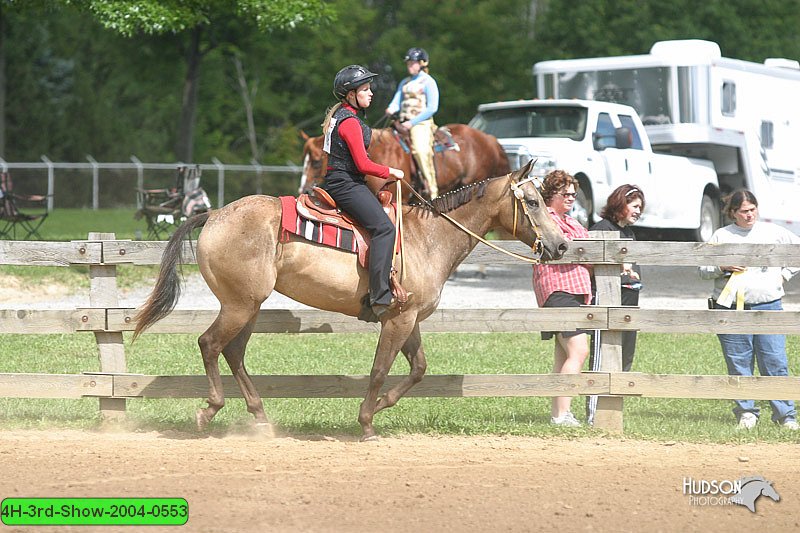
336;105;390;179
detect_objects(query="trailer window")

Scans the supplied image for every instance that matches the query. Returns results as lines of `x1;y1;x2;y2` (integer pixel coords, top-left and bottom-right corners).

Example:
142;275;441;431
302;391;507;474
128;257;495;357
543;67;673;125
760;121;774;149
618;115;644;150
722;81;736;116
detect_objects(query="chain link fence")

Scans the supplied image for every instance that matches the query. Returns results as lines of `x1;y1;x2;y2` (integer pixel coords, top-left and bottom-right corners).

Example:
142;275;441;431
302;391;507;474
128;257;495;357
0;157;303;210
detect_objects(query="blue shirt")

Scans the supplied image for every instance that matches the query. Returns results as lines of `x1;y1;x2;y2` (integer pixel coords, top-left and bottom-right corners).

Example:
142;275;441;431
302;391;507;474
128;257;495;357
387;71;439;126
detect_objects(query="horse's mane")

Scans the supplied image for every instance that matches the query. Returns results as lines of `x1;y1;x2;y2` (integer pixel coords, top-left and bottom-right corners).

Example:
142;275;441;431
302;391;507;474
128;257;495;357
414;176;499;213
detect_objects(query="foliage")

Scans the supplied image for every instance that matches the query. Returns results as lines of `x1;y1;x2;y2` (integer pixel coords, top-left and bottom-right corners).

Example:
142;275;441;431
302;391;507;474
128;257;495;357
5;0;800;205
62;0;336;36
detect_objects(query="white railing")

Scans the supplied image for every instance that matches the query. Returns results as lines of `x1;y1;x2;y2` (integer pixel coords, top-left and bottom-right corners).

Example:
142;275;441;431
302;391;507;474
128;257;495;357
0;157;302;210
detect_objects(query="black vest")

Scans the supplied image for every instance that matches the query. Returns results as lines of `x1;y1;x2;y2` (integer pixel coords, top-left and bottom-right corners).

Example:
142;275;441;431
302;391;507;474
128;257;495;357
325;106;372;175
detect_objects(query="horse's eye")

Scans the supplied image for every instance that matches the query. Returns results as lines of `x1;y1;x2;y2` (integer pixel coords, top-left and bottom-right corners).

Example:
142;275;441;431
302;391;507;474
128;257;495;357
526;199;539;208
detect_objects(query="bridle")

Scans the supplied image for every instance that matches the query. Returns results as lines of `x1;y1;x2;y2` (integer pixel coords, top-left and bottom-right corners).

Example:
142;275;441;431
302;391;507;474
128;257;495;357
509;174;544;258
399;173;544;264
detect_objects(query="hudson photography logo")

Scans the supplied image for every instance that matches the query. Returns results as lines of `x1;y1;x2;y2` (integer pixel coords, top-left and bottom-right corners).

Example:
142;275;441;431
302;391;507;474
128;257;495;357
682;476;781;512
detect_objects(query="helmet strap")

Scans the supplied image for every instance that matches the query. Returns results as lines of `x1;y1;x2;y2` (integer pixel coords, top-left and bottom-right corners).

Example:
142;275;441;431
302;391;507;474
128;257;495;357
346;90;367;117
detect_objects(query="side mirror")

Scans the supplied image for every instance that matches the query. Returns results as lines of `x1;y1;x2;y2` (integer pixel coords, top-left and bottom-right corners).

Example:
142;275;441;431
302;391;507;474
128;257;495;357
615;127;633;149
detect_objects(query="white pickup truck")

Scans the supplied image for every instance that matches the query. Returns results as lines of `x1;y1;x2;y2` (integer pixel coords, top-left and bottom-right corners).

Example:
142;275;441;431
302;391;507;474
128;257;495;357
469;99;721;240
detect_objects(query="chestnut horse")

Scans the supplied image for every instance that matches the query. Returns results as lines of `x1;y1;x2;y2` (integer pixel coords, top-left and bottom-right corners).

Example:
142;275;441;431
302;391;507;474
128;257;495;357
298;124;510;200
133;161;567;440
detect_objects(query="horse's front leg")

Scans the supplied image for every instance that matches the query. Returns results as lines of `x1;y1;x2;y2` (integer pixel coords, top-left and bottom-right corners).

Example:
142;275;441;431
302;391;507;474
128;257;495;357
358;317;416;441
374;322;427;414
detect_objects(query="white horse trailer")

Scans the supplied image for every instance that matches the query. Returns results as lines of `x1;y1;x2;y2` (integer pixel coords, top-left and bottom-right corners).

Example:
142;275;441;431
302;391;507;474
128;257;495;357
534;39;800;234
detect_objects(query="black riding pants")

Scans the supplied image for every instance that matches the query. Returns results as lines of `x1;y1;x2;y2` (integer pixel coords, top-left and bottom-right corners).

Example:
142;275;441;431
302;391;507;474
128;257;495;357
323;171;395;306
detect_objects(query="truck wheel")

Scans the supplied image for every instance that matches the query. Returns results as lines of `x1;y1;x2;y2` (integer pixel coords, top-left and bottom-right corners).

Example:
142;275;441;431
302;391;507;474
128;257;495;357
692;195;719;242
570;184;593;228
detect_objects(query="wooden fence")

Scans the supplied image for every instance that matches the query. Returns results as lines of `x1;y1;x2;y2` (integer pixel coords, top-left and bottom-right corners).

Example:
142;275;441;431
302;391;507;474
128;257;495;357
2;232;800;432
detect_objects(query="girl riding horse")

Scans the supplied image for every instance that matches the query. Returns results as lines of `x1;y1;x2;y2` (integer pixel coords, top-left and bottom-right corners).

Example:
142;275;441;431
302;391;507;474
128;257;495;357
322;65;407;319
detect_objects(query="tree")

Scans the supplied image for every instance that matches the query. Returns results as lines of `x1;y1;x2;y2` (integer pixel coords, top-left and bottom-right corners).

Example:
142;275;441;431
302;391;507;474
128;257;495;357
63;0;335;162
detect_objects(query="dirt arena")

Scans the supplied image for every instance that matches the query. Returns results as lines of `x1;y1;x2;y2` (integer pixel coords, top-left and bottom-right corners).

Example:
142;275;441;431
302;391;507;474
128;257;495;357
1;429;798;532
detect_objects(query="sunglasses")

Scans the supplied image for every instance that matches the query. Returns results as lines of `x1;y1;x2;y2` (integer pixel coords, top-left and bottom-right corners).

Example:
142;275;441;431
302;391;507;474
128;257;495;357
558;192;578;198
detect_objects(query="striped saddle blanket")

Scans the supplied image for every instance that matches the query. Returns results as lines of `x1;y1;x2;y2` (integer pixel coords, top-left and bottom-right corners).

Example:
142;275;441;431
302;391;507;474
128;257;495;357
279;194;399;268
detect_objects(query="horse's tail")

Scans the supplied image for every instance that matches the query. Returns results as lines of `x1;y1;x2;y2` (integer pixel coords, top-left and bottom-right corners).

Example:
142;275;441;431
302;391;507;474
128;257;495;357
132;212;210;341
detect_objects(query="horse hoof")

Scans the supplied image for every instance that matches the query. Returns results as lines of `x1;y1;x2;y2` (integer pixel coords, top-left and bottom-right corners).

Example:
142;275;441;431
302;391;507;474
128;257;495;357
195;410;210;431
360;434;380;442
253;422;276;438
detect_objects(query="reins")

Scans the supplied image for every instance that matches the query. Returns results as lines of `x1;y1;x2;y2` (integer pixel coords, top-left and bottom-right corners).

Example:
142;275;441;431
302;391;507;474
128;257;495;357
397;177;543;264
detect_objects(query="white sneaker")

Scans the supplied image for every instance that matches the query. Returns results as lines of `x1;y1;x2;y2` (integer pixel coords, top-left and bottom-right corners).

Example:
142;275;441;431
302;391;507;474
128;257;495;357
737;412;758;430
551;412;582;427
781;419;799;430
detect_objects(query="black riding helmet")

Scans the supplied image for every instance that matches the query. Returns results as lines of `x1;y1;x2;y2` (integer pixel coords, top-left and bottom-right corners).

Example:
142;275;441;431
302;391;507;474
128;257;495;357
404;47;429;64
333;65;379;100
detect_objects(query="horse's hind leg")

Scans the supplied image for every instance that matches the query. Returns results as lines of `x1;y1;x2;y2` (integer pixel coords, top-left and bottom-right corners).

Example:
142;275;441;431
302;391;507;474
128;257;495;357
221;316;274;436
374;323;427;415
196;304;259;430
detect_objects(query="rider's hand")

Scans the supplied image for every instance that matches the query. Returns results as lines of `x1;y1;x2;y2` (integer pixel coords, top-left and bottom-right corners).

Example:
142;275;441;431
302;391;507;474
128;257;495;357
389;168;405;180
721;266;745;273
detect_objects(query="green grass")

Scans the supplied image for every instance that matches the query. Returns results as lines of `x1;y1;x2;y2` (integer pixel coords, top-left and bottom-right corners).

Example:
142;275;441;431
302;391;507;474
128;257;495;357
0;331;798;444
0;208;196;289
36;207;149;241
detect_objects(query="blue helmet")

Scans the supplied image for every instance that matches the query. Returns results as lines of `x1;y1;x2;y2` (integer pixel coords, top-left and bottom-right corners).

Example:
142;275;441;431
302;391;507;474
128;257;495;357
333;65;378;100
404;47;429;64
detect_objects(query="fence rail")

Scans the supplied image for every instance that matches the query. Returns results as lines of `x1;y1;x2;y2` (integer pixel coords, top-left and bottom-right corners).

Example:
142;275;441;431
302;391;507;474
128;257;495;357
1;235;800;432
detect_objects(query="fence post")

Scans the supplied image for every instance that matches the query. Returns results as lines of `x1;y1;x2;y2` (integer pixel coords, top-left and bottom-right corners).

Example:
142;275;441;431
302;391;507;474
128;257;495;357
40;155;55;211
87;155;99;210
590;231;624;432
131;156;144;210
212;157;225;208
88;232;127;421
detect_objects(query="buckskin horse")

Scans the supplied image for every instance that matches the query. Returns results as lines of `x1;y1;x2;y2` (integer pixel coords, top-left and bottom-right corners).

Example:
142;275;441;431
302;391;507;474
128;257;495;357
133;160;567;440
298;124;510;200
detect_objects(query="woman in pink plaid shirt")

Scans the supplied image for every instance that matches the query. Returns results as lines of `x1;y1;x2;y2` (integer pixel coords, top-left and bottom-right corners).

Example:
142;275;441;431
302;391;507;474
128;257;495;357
532;170;591;427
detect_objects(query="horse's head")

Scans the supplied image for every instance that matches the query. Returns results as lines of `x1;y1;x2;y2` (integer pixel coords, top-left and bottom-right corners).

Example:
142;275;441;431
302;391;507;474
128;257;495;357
501;160;568;261
298;131;327;194
762;482;781;502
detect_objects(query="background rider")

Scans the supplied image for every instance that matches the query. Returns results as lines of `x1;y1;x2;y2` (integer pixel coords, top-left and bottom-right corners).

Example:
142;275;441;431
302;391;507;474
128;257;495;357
385;47;440;198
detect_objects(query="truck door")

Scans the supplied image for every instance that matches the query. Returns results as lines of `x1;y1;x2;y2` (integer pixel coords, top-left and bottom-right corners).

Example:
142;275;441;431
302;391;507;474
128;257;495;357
596;113;657;218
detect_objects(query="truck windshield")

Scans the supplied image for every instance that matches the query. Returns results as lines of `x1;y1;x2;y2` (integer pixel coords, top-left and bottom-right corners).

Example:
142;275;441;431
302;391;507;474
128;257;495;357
469;106;587;140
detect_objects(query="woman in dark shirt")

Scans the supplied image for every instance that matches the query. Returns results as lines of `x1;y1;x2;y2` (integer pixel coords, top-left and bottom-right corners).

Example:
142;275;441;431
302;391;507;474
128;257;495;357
587;184;645;424
321;65;405;320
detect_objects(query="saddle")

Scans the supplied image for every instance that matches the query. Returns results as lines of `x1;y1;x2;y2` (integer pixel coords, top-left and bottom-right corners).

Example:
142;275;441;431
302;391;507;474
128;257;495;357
392;125;460;155
391;124;460;197
294;187;409;314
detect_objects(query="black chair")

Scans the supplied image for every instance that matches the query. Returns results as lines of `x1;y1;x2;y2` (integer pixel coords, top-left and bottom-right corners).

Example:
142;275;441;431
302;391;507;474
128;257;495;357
0;172;50;240
134;165;210;239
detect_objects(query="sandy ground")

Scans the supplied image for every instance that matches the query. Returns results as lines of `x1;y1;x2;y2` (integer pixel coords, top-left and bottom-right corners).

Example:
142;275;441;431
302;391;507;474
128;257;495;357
0;430;799;533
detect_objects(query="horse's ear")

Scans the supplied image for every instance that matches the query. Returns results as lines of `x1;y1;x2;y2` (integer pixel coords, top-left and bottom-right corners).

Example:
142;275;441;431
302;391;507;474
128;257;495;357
300;130;310;141
512;159;536;182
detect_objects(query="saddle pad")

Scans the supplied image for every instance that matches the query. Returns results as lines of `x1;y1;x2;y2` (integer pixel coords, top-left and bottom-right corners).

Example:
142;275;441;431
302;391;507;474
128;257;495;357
279;196;357;253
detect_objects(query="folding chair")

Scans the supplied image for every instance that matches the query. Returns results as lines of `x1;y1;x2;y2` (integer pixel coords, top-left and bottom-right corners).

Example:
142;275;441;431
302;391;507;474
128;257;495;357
134;166;210;239
0;172;50;240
